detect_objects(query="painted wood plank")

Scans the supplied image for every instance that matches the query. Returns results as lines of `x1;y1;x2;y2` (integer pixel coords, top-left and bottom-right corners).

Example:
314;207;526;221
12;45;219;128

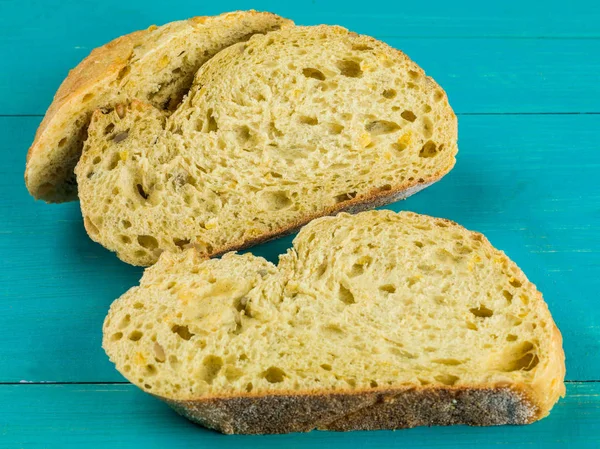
3;0;600;45
2;35;600;115
0;382;597;448
1;113;598;383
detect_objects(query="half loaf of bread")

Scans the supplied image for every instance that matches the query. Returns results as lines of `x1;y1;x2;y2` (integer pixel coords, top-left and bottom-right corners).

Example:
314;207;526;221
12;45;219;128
25;11;292;202
77;25;458;266
103;210;565;434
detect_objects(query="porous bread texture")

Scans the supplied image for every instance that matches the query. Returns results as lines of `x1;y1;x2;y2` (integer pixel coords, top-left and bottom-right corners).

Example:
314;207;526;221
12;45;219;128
25;11;292;202
103;211;565;433
76;25;458;266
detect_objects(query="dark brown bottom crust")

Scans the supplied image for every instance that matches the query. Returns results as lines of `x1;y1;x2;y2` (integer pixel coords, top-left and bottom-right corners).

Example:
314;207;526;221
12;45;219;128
162;386;537;435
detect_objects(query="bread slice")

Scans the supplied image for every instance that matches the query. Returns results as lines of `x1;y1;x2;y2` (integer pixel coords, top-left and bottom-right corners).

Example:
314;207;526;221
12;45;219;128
76;25;458;266
25;11;292;202
102;210;565;434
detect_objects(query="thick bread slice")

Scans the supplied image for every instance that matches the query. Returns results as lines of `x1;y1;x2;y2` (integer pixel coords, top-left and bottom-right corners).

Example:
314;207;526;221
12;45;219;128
25;11;292;202
76;25;458;266
103;211;565;434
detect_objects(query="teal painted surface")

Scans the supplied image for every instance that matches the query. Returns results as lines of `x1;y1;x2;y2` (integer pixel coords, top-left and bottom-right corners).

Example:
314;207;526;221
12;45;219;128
1;0;599;446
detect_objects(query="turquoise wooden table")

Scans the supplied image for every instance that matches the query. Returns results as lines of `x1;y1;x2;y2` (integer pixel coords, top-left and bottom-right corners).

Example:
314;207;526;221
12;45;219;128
1;0;599;447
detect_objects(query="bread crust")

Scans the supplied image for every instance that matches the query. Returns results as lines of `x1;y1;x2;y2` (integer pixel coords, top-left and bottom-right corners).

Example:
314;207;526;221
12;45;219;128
160;384;539;434
210;181;438;259
25;11;292;202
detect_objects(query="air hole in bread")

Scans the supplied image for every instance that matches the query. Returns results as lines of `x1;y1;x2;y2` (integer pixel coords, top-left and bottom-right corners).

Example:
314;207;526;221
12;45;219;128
336;59;363;78
320;364;332;371
503;290;514;302
496;341;539;372
173;238;191;249
116;65;130;82
58;137;67;148
408;70;420;80
202;356;223;384
466;320;478;331
245;382;253;392
334;191;357;203
454;243;473;255
348;263;364;277
302;67;326;80
407;276;420;287
389;347;416;359
153;342;166;363
119;235;131;244
224;365;243;382
380;184;392;191
171;324;194;341
298;115;318;125
118;314;131;329
506;334;518;342
263;366;286;383
365;120;400;135
434;374;459;385
414;241;424;248
470;305;494;318
110;332;123;341
136;184;149;200
169;355;180;369
509;278;522;288
419;141;438;158
84;216;99;236
323;324;345;336
92;156;101;165
401;110;417;122
422;117;433;139
326;123;344;135
137;235;158;250
128;330;143;341
434;89;444;102
261;191;292;211
338;284;356;304
144;364;157;376
82;93;94;103
352;44;373;51
432;358;463;366
315;261;328;278
423;104;432;113
379;284;396;294
236;125;251;144
382;89;397;99
206;109;218;132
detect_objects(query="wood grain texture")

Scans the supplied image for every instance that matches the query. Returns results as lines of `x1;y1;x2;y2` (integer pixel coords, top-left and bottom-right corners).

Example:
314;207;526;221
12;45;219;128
2;37;600;115
1;114;598;382
0;383;597;447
